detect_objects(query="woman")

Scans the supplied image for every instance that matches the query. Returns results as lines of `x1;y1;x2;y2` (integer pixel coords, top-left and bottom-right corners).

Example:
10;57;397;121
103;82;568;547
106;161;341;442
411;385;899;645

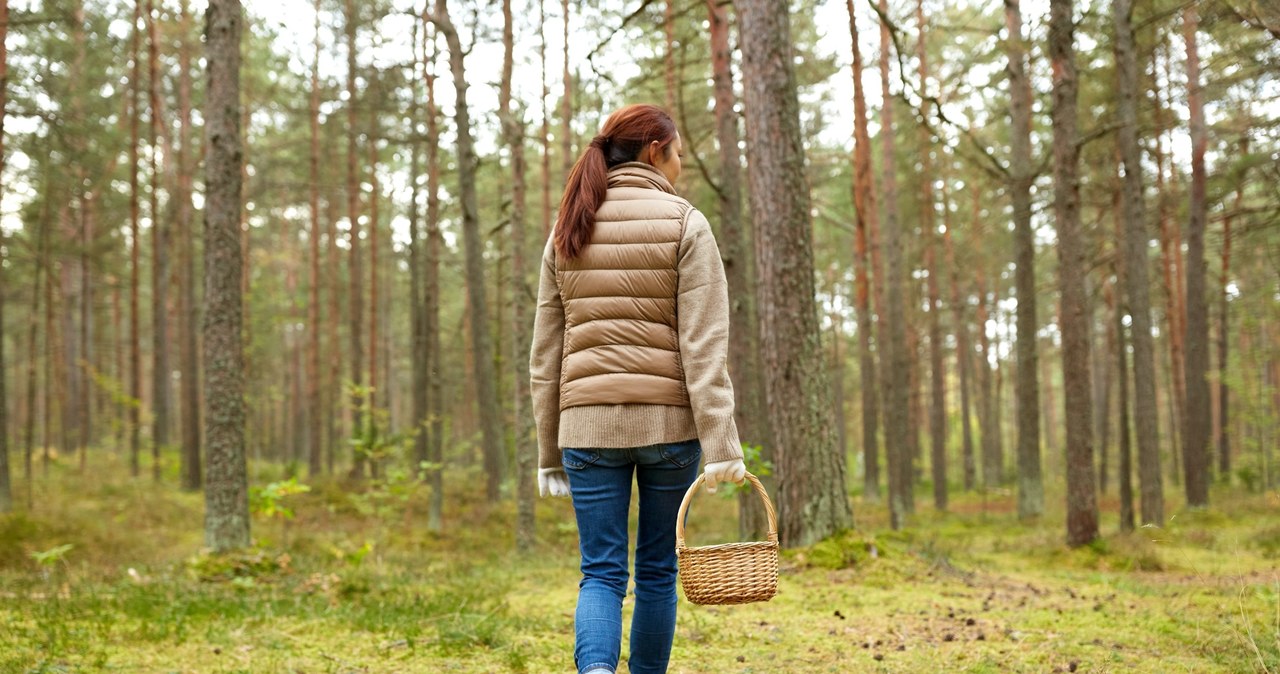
529;103;747;674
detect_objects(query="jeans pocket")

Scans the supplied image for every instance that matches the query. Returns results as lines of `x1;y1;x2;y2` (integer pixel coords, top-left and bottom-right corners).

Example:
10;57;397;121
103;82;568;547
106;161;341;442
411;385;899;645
561;448;600;471
659;440;701;469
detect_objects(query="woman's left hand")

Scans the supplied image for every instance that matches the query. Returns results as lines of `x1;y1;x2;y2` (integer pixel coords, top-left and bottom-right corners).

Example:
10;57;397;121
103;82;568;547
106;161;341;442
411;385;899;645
702;459;747;494
538;467;571;498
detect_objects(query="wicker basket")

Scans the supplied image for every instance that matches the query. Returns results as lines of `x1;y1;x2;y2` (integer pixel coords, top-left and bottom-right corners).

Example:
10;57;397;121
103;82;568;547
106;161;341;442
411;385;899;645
675;472;779;605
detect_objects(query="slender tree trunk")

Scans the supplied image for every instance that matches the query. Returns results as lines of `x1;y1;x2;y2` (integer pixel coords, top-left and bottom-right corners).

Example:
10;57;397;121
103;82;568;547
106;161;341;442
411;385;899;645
708;0;768;538
1050;0;1097;546
429;0;506;501
501;0;537;547
1181;4;1210;507
1115;254;1135;532
738;0;852;546
942;180;975;491
177;0;201;491
1153;47;1186;476
1096;280;1114;493
1219;142;1243;478
148;0;171;474
24;177;51;510
203;0;249;552
410;18;427;481
876;0;911;529
540;0;551;239
423;22;445;531
916;0;946;511
367;74;381;480
976;274;998;488
560;0;572;182
129;0;143;478
1114;0;1163;525
306;0;323;478
846;0;881;504
0;0;9;510
1004;0;1043;518
345;0;366;478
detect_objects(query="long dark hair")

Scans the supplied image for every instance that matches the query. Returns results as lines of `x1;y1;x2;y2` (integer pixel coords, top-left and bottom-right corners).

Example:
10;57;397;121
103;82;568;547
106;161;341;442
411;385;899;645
554;104;678;259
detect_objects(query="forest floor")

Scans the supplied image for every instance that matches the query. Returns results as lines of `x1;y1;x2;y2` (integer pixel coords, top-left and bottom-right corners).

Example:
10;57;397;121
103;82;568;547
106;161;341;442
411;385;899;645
1;452;1278;673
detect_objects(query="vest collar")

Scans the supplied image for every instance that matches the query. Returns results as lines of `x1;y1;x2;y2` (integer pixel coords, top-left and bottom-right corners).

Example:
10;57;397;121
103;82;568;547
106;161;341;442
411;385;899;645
606;162;676;195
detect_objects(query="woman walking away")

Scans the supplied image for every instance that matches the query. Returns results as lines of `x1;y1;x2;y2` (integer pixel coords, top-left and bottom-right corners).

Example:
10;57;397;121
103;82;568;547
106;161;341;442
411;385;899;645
529;103;747;674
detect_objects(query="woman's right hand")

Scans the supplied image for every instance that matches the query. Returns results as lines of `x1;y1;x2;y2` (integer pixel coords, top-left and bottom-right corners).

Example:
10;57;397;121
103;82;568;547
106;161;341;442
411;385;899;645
538;467;571;498
702;458;747;494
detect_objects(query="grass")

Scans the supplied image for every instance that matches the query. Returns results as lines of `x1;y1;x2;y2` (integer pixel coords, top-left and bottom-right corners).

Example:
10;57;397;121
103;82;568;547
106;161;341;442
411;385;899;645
1;450;1278;673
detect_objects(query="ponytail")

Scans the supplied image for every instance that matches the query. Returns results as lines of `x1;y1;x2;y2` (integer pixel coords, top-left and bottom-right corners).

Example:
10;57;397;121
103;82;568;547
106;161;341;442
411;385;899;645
554;104;679;259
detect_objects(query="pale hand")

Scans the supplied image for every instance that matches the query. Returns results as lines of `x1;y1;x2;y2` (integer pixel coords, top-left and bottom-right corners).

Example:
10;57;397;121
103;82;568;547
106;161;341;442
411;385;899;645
702;458;747;494
538;467;571;498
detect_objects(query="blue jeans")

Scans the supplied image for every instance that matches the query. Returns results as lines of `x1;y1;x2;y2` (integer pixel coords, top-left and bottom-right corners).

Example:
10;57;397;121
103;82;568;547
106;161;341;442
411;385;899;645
562;440;702;674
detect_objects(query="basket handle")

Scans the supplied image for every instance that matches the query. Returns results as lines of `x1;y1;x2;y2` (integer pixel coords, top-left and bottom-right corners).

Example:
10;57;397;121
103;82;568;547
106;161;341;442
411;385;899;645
675;471;778;549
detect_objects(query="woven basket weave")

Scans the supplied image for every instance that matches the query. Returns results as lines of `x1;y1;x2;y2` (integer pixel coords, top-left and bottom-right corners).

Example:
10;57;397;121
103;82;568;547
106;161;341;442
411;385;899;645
675;472;778;605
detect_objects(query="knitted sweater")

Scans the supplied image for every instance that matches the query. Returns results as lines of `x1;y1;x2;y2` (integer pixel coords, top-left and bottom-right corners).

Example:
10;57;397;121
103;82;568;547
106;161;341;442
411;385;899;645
529;163;744;470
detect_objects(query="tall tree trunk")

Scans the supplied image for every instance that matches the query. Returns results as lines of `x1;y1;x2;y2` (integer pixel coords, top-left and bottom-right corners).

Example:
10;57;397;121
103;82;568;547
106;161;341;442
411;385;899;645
345;0;366;478
943;180;976;491
177;0;201;491
1096;279;1114;493
917;0;946;511
24;176;51;509
1114;249;1135;531
1114;0;1163;525
1050;0;1098;546
876;0;911;528
846;0;880;504
1153;45;1186;476
307;0;323;478
129;0;143;478
367;74;381;480
423;22;445;531
1218;141;1243;478
148;0;171;475
1004;0;1043;519
540;0;551;238
0;0;9;510
708;0;769;538
409;18;427;482
501;0;536;547
429;0;506;502
1181;4;1210;507
976;273;998;488
560;0;572;182
738;0;852;546
203;0;249;552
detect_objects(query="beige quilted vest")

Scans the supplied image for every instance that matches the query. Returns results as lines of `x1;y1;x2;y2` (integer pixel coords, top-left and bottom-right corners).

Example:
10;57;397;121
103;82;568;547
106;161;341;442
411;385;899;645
557;163;693;410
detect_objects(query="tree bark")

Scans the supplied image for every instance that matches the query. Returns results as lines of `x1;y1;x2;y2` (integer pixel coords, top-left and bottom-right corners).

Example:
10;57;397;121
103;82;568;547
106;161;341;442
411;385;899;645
917;0;946;511
423;21;445;531
307;0;323;478
1181;4;1210;507
846;0;881;504
877;0;911;528
367;72;381;479
409;17;427;483
540;0;551;239
148;0;171;475
708;0;769;538
203;0;249;552
0;0;9;510
177;0;201;491
1050;0;1098;546
738;0;852;546
977;274;998;487
130;0;143;478
429;0;506;501
561;0;572;182
1114;0;1163;525
1004;0;1043;519
942;179;976;491
345;0;366;478
1219;141;1243;478
501;0;537;548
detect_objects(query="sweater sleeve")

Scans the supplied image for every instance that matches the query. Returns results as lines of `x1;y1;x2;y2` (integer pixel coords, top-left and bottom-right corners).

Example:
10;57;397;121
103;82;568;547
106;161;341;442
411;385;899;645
529;236;566;470
676;208;744;465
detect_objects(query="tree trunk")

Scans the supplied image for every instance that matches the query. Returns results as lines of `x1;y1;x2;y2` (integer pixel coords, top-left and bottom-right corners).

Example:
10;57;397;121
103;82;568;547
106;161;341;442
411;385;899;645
130;0;143;478
877;0;911;529
424;21;445;531
540;0;551;239
409;18;427;484
1050;0;1098;546
561;0;572;182
501;0;536;548
203;0;249;552
917;0;946;511
148;0;171;473
1181;4;1210;507
1096;279;1114;493
943;180;975;491
367;73;381;479
24;175;51;509
1219;141;1243;478
976;273;998;488
429;0;506;501
1154;46;1186;475
1004;0;1043;519
0;0;8;508
708;0;769;538
738;0;852;546
846;0;880;504
1114;0;1163;525
345;0;366;478
307;0;323;478
177;0;201;491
